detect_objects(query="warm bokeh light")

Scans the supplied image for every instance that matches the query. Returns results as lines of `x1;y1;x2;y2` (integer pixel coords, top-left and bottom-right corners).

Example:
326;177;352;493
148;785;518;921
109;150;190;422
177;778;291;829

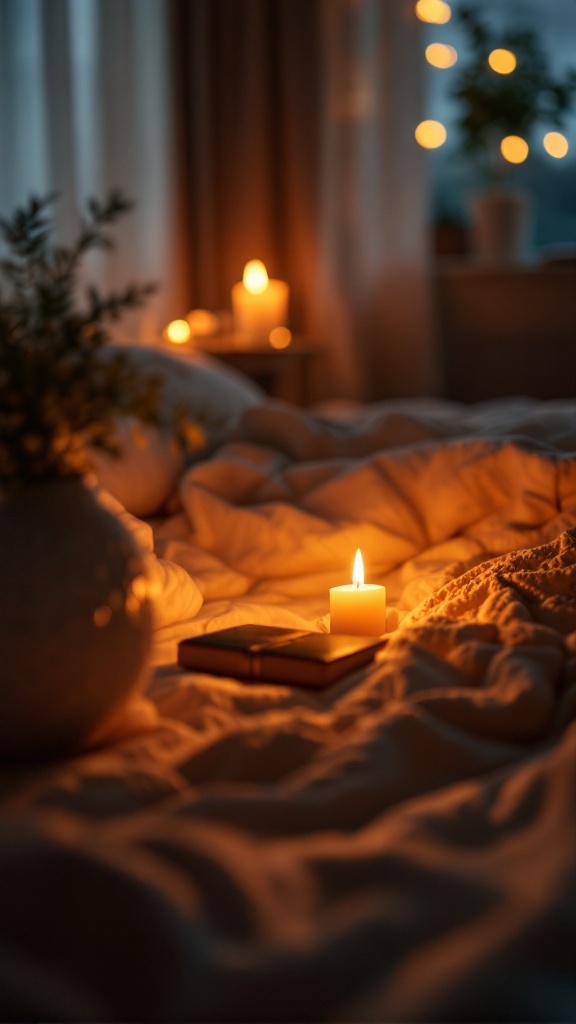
543;131;569;158
186;308;220;336
415;0;451;24
353;549;364;587
243;260;269;295
500;135;529;163
425;43;457;68
269;326;292;349
164;319;191;344
488;48;517;74
415;120;447;148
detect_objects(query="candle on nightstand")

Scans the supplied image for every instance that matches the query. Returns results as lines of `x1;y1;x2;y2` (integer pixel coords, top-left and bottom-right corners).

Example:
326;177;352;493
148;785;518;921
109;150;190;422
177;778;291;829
232;260;289;346
330;549;386;636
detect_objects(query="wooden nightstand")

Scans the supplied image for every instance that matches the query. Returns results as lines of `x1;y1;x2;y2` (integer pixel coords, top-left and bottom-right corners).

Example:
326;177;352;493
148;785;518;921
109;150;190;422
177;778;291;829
194;336;321;406
435;261;576;401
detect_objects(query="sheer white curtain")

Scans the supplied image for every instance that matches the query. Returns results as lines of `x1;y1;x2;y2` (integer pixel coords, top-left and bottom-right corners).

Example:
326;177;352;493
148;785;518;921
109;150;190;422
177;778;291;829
0;0;439;397
0;0;183;340
317;0;439;399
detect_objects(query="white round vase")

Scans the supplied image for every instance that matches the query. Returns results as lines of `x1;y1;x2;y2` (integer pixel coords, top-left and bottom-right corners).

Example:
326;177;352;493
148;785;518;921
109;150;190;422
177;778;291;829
0;476;153;761
470;188;531;264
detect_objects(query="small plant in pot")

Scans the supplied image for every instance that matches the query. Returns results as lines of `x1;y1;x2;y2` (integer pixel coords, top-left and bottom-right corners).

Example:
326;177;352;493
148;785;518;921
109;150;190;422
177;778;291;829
0;192;176;761
451;4;576;261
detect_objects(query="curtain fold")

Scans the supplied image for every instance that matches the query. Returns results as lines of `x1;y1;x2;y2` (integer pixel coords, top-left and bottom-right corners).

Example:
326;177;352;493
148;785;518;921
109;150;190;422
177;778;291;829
0;0;440;398
0;0;184;340
171;0;440;400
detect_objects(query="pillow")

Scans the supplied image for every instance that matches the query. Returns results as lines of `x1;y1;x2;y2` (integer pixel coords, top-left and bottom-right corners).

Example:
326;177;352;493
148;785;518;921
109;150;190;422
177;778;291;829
90;345;265;517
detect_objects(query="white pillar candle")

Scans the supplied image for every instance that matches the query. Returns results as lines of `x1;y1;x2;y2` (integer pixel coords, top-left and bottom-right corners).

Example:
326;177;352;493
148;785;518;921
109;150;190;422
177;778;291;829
330;549;387;636
232;260;289;346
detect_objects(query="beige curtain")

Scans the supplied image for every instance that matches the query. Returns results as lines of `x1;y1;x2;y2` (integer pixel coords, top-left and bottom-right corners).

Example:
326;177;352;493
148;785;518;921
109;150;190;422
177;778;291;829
171;0;439;400
1;0;439;398
0;0;184;340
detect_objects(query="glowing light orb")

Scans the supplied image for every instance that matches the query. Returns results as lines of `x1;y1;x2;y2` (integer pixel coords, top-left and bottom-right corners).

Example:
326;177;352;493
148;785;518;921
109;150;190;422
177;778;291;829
164;319;191;344
415;0;451;24
543;131;569;159
186;308;220;336
415;120;447;149
488;49;517;74
425;43;458;68
243;260;269;295
500;135;529;163
269;326;292;350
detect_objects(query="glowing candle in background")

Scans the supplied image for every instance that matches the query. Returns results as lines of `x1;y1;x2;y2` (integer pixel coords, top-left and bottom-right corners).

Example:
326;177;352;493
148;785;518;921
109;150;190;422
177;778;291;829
232;260;289;346
186;308;220;338
330;549;387;636
163;319;191;345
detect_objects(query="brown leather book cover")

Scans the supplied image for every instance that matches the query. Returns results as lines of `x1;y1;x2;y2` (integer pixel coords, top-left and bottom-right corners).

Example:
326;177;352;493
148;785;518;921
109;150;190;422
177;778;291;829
177;624;386;688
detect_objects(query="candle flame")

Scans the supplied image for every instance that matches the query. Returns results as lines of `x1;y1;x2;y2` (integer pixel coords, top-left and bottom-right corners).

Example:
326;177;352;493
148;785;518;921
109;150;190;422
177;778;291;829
353;548;364;588
243;260;269;295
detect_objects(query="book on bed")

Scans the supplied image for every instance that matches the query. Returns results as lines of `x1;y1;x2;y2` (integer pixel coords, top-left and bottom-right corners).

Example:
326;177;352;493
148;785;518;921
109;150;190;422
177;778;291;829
177;624;387;688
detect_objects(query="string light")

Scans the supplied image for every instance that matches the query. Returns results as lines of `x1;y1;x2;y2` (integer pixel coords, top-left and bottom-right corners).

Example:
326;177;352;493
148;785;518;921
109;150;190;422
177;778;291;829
425;43;458;68
415;0;451;24
415;120;447;148
488;49;517;74
543;131;569;158
501;136;529;163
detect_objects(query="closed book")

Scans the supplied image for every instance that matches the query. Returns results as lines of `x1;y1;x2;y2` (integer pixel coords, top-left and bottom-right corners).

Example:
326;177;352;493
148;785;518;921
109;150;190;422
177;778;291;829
177;624;387;688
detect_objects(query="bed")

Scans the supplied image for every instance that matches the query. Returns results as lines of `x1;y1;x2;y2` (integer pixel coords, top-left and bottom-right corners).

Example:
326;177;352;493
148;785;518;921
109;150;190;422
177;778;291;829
1;347;575;1023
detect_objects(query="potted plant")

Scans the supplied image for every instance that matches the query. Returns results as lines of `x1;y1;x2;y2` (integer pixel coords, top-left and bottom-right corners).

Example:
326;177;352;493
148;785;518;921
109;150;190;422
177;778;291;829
451;4;576;261
0;193;171;760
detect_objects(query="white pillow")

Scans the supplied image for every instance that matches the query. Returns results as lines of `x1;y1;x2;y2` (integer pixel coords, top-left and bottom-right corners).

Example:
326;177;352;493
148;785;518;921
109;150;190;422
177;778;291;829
91;345;265;517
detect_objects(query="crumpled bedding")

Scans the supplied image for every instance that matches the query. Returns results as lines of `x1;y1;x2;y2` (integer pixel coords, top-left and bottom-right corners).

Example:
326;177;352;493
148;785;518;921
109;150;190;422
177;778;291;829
1;396;575;1023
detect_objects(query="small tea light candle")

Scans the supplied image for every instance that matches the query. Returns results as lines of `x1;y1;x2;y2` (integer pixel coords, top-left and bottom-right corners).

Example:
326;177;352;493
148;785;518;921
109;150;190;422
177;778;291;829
232;260;289;345
330;549;386;636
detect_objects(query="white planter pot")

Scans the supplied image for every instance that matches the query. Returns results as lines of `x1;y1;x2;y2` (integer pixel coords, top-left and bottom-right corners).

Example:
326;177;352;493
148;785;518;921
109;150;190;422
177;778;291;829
470;189;531;264
0;476;153;760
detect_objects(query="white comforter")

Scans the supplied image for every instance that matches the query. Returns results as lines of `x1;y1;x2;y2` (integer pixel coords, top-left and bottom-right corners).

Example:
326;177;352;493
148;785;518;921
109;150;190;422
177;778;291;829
1;397;575;1022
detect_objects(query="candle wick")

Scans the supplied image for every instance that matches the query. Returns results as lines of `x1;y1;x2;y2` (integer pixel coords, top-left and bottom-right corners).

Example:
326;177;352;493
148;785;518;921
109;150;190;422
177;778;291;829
356;581;360;590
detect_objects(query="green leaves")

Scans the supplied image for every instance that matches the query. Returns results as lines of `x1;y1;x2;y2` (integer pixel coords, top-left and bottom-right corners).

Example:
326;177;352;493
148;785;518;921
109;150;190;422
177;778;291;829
452;5;576;170
0;192;163;488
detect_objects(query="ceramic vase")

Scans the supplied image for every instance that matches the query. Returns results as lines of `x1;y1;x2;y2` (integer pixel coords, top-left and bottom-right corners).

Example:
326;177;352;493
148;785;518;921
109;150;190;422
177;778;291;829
470;188;531;264
0;476;153;760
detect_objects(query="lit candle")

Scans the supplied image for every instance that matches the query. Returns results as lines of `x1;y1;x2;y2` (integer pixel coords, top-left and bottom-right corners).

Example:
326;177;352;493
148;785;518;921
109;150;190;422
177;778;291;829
163;318;191;345
330;549;387;636
232;260;289;346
